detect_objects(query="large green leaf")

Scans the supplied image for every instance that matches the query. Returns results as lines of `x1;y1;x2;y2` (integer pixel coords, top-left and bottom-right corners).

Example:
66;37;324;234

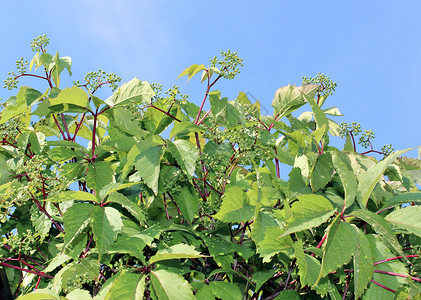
86;161;115;194
271;84;317;121
251;212;293;262
63;203;94;247
354;228;374;299
380;192;421;209
317;217;357;283
103;271;145;300
49;86;90;108
65;289;92;300
105;78;154;107
213;186;255;223
133;140;163;195
385;206;421;237
109;219;146;262
167;139;199;180
282;194;336;236
172;183;198;223
91;206;123;259
356;149;411;208
310;153;334;191
106;192;145;224
209;281;242;300
332;151;357;208
150;269;195;300
108;106;146;136
351;209;405;259
149;244;203;264
306;93;329;135
293;239;331;296
16;289;59;300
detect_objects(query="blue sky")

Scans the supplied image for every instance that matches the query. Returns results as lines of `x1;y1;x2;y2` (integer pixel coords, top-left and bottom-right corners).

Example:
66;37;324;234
1;1;420;160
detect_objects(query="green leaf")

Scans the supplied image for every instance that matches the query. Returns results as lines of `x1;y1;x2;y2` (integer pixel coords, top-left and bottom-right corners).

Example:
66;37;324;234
18;86;43;107
380;192;421;209
91;206;123;259
86;161;115;193
16;289;59;300
251;212;293;262
288;167;312;197
332;151;357;208
149;243;203;264
150;269;195;300
282;194;336;236
49;86;90;108
356;149;411;208
196;285;215;300
310;153;334;191
385;206;421;237
167;139;199;180
213;186;255;223
43;253;72;273
351;209;405;259
177;64;206;81
133;141;163;195
209;281;242;300
272;84;316;121
273;290;300;300
354;229;374;299
306;93;329;135
65;289;92;300
170;122;204;139
294;238;319;287
252;269;278;291
109;219;146;262
103;271;145;300
0;88;35;124
317;217;357;283
172;183;198;223
63;203;94;248
108;106;145;136
105;78;154;107
47;147;81;163
106;192;145;224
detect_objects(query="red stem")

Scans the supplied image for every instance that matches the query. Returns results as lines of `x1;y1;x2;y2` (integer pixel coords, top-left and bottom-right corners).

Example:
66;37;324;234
371;279;395;293
148;105;181;122
374;269;421;282
52;114;66;140
373;255;419;266
0;262;53;279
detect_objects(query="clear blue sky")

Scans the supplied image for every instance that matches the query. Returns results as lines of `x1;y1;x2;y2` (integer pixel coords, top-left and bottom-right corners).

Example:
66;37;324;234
1;1;420;158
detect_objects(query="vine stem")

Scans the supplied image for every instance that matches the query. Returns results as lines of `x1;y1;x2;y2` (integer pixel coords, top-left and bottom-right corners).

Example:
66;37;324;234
0;262;53;279
371;279;395;293
374;269;421;282
373;255;419;266
194;73;222;125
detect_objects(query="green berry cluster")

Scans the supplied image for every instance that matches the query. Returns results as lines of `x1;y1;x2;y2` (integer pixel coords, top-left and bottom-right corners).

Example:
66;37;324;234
302;73;337;97
339;122;361;137
0;104;25;141
74;69;121;92
381;143;394;156
164;85;188;105
210;50;244;80
30;34;50;52
3;229;38;255
3;58;29;90
359;129;375;148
